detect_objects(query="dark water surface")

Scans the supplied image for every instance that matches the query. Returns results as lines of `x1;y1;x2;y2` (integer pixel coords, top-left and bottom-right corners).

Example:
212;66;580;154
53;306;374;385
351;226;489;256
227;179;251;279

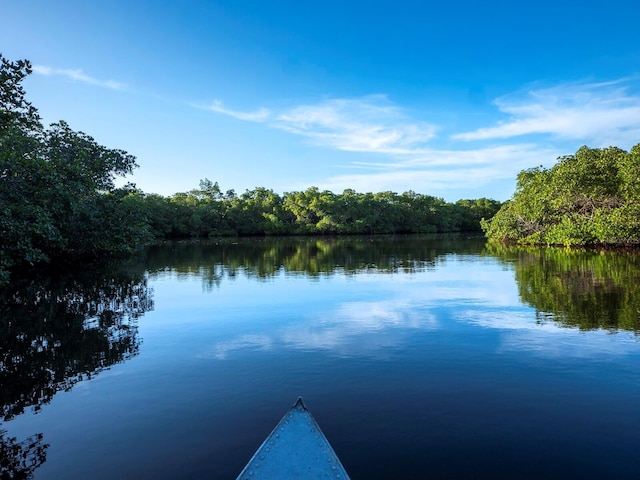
2;236;640;479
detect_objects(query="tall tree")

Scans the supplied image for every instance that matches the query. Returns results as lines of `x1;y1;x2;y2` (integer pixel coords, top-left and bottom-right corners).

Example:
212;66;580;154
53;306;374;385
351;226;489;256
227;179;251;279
1;54;146;283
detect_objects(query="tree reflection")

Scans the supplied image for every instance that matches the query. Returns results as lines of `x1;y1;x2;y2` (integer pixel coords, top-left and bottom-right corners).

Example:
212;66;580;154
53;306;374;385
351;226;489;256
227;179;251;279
0;261;153;478
145;235;486;289
0;430;48;480
486;243;640;332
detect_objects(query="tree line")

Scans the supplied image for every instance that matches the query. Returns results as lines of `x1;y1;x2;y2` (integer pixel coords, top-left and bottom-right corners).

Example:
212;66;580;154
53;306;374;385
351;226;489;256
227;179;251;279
0;54;501;284
139;180;501;238
482;144;640;246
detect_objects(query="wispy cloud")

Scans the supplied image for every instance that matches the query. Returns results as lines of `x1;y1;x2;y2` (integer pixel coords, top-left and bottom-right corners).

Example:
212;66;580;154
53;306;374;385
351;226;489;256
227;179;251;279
202;79;640;198
320;144;559;194
453;79;640;146
272;95;437;154
206;94;437;155
203;95;563;198
33;64;126;90
206;99;271;122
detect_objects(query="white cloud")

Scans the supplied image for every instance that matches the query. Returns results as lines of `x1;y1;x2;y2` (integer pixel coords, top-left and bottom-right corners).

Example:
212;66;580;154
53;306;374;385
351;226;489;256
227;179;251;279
202;79;640;198
207;99;271;122
272;95;437;154
205;94;436;154
320;144;559;194
453;79;640;146
33;64;126;90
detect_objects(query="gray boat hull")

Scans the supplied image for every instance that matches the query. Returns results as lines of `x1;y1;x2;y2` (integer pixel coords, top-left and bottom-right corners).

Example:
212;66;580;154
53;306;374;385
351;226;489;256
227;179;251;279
236;397;350;479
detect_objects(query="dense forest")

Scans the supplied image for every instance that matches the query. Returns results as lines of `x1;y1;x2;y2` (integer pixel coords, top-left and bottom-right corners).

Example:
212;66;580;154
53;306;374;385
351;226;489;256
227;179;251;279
483;144;640;246
143;181;500;238
0;55;501;285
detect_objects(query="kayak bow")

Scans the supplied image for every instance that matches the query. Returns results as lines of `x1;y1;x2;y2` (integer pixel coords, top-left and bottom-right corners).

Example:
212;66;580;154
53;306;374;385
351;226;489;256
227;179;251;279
236;397;351;479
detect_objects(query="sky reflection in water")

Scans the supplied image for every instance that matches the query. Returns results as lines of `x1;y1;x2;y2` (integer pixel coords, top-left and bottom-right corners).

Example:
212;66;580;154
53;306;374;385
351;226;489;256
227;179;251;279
3;238;640;479
192;258;516;360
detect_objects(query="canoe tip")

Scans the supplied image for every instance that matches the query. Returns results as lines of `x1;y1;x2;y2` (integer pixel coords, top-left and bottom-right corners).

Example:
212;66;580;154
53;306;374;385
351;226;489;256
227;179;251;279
293;396;307;410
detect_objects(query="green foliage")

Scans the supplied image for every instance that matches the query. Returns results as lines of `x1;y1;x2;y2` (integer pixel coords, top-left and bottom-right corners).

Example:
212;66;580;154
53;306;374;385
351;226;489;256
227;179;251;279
484;145;640;246
0;56;40;135
141;184;502;240
1;54;147;284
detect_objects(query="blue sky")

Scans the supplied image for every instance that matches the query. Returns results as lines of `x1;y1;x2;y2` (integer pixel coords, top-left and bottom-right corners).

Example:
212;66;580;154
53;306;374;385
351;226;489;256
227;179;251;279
3;0;640;201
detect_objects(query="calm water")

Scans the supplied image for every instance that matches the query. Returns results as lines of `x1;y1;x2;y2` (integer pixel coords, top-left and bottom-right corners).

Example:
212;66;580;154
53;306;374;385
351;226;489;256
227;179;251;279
2;236;640;479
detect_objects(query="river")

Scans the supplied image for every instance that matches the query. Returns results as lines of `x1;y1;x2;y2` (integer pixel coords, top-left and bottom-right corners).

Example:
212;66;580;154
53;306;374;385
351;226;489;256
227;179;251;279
2;235;640;479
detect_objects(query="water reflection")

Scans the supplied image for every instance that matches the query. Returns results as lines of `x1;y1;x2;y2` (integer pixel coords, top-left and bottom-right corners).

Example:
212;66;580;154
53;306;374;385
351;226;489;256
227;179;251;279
278;300;439;354
145;235;484;285
458;309;640;358
0;430;48;479
0;262;153;478
486;243;640;332
153;237;640;363
204;299;440;360
4;237;640;479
